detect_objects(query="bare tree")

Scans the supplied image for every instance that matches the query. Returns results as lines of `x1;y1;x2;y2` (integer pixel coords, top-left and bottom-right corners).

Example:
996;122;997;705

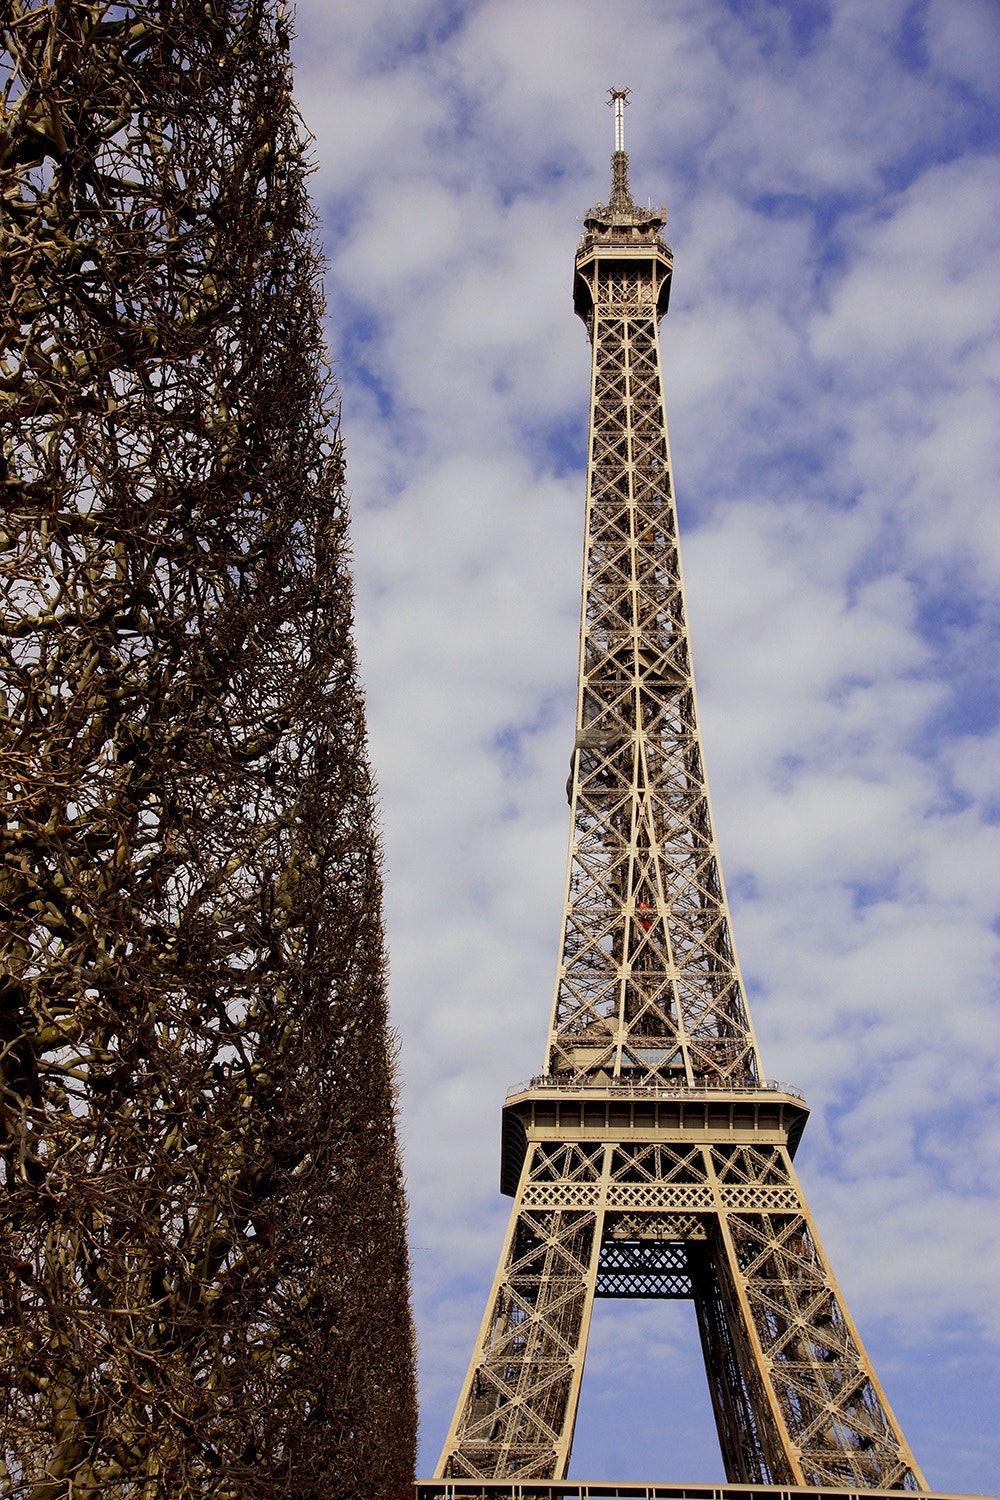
0;2;416;1494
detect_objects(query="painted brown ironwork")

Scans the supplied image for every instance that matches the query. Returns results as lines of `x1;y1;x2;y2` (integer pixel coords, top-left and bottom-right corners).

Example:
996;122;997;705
435;95;925;1493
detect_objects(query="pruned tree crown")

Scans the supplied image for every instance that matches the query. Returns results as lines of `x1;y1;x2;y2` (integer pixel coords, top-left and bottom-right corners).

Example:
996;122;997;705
0;2;416;1494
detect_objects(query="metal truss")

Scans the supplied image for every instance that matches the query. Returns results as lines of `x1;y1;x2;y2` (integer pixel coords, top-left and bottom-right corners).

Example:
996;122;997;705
438;1117;922;1488
435;115;927;1493
549;191;759;1093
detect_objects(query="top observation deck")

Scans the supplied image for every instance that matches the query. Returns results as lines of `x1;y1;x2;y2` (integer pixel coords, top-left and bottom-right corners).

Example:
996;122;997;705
574;87;673;324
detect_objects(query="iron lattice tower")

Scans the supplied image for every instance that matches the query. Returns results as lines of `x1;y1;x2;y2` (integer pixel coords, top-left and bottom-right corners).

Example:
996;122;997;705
435;92;927;1491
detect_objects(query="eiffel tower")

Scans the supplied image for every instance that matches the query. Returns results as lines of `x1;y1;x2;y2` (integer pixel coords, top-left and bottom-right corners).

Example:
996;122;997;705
426;91;936;1496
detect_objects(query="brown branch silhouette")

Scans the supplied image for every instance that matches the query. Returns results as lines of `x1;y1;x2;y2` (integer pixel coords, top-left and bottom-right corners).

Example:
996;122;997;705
0;3;416;1494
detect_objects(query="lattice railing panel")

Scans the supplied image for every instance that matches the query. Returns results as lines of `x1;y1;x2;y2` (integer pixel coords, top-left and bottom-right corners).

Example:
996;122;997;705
610;1142;708;1184
712;1144;791;1186
596;1238;692;1298
529;1143;603;1183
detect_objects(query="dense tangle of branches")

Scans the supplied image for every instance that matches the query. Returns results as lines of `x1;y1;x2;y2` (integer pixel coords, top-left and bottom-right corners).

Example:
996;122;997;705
0;2;416;1494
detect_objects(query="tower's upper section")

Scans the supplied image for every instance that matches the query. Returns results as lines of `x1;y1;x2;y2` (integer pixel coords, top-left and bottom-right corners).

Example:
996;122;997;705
550;90;763;1093
574;87;673;327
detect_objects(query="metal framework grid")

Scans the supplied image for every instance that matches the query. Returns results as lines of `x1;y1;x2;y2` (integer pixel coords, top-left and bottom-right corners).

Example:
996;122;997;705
432;103;929;1495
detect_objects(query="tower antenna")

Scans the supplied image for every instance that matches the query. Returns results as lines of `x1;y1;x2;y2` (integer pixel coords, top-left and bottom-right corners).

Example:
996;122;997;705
608;83;630;150
607;85;633;211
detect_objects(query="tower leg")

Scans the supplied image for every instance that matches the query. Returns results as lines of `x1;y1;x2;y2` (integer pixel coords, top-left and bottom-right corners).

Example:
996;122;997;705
711;1157;926;1490
436;1142;606;1480
690;1236;790;1483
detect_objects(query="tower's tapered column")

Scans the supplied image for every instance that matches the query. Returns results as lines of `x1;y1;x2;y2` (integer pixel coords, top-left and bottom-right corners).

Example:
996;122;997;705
436;1142;607;1480
551;199;761;1093
435;93;926;1492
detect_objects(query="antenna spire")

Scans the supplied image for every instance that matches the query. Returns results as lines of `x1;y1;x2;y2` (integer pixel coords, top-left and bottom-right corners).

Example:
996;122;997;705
607;85;633;211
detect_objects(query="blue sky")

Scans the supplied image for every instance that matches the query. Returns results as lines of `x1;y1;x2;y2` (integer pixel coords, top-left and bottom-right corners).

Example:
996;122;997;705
290;0;999;1487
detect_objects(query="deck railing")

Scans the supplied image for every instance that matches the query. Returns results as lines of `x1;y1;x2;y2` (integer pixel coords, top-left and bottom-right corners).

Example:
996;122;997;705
505;1074;806;1103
